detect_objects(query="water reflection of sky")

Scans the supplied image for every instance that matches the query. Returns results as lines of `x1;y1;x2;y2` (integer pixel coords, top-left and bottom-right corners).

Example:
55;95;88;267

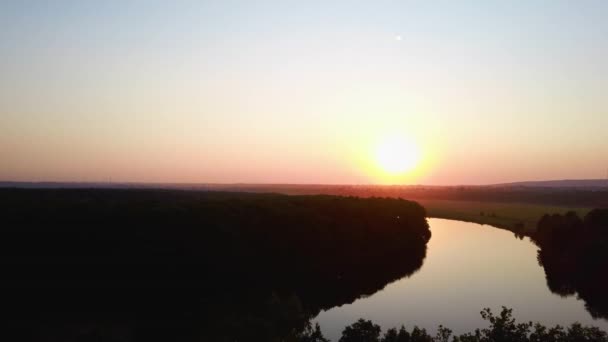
315;218;608;342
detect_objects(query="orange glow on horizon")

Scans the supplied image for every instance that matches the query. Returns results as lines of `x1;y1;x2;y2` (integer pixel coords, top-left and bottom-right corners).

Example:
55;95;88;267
347;132;438;185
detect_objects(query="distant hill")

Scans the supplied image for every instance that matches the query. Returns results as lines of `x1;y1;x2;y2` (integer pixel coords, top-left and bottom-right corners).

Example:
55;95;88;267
2;179;608;190
494;179;608;188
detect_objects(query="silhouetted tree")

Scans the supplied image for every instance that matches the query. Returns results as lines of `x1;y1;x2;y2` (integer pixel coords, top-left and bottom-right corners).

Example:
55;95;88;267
339;319;382;342
381;326;411;342
435;325;453;342
409;326;433;342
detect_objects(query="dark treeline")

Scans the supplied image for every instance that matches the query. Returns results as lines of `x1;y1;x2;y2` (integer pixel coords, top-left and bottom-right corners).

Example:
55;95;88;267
169;184;608;208
331;306;608;342
4;182;608;207
531;209;608;320
1;189;430;341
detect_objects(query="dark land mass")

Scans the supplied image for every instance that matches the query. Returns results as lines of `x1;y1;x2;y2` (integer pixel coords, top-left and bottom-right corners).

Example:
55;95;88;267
1;189;608;341
531;208;608;321
197;183;608;208
4;181;607;233
2;181;608;207
1;189;429;341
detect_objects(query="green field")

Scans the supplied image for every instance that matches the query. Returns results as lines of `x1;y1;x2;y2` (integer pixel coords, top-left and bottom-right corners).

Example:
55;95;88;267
418;199;591;234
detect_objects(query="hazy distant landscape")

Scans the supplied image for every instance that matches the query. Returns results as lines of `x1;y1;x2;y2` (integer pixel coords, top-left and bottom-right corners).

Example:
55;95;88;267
494;179;608;188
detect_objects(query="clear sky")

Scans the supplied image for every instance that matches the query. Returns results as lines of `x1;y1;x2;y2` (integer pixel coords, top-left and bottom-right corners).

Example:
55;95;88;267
1;1;607;185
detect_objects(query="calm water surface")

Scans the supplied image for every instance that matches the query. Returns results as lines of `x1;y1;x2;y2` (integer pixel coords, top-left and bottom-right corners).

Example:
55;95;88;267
315;218;608;341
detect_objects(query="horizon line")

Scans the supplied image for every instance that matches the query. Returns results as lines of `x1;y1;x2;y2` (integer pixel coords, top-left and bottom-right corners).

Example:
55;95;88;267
1;178;607;188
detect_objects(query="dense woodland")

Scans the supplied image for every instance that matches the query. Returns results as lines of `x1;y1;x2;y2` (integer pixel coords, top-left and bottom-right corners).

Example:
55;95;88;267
1;189;430;341
532;209;608;320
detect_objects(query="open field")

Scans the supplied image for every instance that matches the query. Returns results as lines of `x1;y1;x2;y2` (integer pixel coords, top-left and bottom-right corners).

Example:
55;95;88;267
418;199;592;233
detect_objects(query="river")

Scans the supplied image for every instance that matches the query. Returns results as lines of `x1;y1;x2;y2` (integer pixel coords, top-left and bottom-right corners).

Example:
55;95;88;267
315;218;608;341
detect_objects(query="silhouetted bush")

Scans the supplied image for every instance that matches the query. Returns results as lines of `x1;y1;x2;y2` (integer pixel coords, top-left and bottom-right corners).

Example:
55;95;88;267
340;319;382;342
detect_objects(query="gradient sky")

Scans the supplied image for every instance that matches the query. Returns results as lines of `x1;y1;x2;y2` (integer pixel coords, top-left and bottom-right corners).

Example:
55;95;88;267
1;1;607;185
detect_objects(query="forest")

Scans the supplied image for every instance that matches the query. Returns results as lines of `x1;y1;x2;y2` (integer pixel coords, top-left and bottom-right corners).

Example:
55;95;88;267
531;208;608;320
1;189;430;341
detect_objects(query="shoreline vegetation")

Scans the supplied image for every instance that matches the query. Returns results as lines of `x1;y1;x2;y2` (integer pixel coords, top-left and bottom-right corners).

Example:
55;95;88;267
531;209;608;320
418;199;591;234
307;306;608;342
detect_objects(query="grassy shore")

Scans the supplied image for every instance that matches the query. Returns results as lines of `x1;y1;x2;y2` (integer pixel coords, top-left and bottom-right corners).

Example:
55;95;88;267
418;199;591;233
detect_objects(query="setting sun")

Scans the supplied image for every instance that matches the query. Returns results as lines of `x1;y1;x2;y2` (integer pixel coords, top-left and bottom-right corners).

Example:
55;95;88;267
375;135;421;174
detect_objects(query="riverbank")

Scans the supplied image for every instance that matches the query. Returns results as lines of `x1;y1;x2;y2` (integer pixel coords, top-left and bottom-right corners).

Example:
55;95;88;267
418;199;591;233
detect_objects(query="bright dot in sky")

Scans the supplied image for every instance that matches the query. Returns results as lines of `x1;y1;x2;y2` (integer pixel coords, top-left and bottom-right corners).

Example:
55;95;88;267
395;35;402;41
375;135;420;174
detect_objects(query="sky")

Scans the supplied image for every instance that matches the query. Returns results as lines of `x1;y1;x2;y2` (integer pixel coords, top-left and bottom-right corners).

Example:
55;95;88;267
1;1;607;185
